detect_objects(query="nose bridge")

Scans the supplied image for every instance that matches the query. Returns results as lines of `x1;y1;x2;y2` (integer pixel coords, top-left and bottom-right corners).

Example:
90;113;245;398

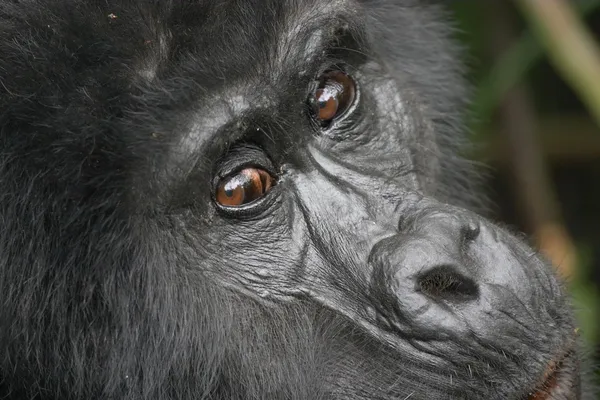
398;199;481;239
289;165;397;273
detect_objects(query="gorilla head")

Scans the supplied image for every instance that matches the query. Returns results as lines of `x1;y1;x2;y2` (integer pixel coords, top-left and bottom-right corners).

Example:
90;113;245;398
0;0;594;399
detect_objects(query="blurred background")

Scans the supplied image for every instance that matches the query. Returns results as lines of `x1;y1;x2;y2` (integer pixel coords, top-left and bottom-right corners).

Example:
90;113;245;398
448;0;600;379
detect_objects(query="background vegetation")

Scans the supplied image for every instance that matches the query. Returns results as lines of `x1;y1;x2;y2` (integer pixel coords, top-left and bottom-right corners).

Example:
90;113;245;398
449;0;600;372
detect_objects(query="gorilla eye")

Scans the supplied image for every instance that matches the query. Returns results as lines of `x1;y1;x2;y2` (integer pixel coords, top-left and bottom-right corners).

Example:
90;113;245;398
310;70;356;126
215;168;274;207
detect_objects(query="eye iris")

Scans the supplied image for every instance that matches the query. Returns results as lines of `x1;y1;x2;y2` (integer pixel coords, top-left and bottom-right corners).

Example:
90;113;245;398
312;70;356;124
216;168;273;207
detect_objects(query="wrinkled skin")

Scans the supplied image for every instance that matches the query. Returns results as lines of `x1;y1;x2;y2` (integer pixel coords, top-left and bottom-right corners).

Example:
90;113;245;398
0;1;595;399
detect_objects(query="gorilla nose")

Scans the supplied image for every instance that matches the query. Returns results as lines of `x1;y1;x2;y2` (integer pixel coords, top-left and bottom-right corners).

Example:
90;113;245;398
368;208;524;335
370;211;481;296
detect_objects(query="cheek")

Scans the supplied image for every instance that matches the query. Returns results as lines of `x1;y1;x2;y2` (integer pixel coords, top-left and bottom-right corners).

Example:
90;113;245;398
190;198;311;300
360;63;414;139
313;66;424;186
368;73;439;193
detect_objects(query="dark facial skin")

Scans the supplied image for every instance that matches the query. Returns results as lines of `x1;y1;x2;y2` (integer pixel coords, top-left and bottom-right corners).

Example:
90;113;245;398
0;1;594;399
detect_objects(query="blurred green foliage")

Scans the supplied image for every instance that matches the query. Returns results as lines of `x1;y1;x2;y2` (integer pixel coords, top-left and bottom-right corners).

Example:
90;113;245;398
450;0;600;353
454;0;600;135
471;0;600;134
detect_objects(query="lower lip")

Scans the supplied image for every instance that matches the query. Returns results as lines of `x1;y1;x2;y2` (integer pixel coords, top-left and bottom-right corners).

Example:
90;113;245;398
528;370;559;400
527;351;579;400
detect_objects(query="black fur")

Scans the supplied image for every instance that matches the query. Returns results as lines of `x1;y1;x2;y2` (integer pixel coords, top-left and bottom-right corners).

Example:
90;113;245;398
0;1;594;399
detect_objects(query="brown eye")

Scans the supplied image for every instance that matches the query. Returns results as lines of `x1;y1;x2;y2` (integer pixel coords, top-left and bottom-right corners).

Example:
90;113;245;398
215;168;274;207
312;70;356;125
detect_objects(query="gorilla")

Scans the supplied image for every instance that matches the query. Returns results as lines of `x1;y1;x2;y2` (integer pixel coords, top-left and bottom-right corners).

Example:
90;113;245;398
0;0;595;399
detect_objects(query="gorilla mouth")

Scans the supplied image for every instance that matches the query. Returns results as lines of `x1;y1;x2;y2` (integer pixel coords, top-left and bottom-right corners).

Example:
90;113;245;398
526;351;578;400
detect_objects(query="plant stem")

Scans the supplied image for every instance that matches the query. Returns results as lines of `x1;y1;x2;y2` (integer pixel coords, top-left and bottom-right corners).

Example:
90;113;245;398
515;0;600;128
471;0;600;134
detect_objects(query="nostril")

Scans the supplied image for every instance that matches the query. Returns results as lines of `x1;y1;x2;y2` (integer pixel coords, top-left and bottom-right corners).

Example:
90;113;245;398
417;265;479;302
461;221;480;242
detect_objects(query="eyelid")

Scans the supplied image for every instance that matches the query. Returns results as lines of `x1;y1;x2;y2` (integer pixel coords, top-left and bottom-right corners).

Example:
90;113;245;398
302;21;367;84
323;23;368;62
212;143;276;193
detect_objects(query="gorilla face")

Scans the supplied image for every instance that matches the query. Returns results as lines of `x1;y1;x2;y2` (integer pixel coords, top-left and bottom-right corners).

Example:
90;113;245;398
0;1;591;399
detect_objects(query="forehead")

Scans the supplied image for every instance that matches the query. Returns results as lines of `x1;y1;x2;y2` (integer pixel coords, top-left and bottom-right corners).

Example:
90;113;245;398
141;0;358;78
171;0;353;43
